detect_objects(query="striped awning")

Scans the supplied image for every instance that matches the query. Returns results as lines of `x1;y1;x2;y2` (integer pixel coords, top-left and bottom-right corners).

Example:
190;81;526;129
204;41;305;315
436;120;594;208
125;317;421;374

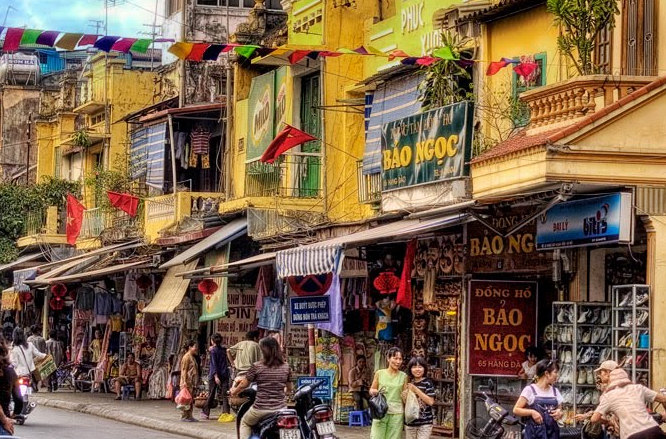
276;244;344;278
142;260;199;313
362;73;423;175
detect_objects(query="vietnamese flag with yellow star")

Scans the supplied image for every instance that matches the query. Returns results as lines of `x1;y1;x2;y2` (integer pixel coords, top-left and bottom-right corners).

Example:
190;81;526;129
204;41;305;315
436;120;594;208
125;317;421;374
66;194;86;245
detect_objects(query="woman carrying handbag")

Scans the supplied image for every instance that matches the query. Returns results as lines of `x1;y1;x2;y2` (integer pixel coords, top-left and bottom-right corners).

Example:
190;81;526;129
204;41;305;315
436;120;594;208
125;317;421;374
369;347;407;439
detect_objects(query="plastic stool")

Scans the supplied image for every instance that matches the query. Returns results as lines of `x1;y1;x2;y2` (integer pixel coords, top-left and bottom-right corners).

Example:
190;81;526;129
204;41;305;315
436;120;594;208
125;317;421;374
348;410;370;427
121;384;134;400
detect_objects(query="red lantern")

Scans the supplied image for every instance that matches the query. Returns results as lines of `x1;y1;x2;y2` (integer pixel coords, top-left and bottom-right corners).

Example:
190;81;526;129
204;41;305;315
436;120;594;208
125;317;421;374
19;292;33;303
136;274;152;290
49;297;65;310
197;279;218;300
373;271;401;295
51;283;67;297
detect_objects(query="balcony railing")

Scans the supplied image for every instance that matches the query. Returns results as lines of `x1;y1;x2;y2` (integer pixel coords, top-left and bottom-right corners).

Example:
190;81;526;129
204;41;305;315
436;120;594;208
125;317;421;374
357;161;382;205
23;210;47;236
80;208;106;239
245;155;323;198
22;206;66;236
521;75;656;131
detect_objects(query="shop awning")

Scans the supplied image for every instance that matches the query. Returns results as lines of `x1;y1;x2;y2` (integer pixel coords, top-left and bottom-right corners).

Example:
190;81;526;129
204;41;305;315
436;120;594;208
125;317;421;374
177;251;277;278
142;260;199;313
32;256;99;284
28;259;151;285
160;218;247;270
33;241;142;272
275;213;470;278
0;253;43;273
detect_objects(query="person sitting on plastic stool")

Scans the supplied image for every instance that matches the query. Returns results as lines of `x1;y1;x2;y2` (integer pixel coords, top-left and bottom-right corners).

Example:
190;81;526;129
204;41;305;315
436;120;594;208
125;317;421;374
114;353;142;400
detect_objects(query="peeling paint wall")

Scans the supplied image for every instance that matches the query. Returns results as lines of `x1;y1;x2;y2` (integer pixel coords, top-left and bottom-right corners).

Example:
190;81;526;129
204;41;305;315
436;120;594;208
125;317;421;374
0;87;41;182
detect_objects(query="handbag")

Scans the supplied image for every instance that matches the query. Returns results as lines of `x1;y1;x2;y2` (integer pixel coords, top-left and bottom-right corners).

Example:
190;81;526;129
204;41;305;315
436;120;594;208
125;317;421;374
582;420;603;439
404;390;420;424
368;390;388;420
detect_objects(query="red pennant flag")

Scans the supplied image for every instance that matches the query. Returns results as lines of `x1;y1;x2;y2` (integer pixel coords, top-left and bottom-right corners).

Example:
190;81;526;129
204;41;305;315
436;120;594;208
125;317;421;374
260;125;318;164
186;43;211;61
415;56;438;66
514;62;538;78
3;28;25;52
486;60;510;75
66;194;86;245
388;49;410;61
107;191;139;217
288;50;311;64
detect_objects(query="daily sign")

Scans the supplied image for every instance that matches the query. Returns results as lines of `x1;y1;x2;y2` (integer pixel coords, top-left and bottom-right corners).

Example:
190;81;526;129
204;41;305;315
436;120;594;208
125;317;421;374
380;101;473;191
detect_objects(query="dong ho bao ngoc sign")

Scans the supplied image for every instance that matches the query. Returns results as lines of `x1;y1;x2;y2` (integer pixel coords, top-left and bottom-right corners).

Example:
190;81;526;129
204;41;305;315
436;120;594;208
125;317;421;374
380;101;473;191
536;192;633;250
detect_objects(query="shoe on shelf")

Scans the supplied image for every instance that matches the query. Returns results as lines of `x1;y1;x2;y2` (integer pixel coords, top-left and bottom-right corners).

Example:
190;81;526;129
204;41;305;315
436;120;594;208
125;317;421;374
619;293;631;307
576;391;586;404
565;350;572;364
589;308;601;324
600;309;610;324
578;309;591;323
587;368;595;385
592;390;600;405
590;327;600;344
618;333;630;346
621;314;634;328
637;311;649;326
582;391;593;405
557;307;568;323
577;368;586;384
582;330;591;344
635;293;649;306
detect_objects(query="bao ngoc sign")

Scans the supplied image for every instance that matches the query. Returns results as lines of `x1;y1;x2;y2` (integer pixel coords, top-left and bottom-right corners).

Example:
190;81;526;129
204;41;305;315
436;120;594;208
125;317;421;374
380;101;473;191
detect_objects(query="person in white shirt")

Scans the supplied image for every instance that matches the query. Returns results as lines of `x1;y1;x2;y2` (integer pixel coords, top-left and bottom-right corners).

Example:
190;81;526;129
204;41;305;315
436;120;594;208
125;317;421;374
591;368;666;439
10;327;46;390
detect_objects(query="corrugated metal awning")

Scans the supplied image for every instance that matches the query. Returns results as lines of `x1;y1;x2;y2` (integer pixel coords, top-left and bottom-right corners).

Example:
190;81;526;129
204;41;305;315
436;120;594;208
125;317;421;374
0;253;43;273
27;259;151;285
160;218;247;269
142;260;199;313
33;241;142;272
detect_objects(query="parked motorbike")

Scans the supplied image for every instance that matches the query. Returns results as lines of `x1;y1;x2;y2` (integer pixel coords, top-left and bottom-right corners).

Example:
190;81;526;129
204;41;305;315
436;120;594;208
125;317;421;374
466;381;521;439
236;384;301;439
293;380;337;439
13;375;36;425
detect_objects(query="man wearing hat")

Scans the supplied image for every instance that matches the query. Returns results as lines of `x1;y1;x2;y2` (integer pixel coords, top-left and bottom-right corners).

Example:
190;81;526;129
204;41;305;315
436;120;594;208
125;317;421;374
595;360;619;388
590;368;666;439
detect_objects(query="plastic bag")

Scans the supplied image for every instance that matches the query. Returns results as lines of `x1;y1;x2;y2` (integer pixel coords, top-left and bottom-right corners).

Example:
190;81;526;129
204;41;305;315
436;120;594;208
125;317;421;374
368;392;388;420
404;390;420;424
175;387;193;406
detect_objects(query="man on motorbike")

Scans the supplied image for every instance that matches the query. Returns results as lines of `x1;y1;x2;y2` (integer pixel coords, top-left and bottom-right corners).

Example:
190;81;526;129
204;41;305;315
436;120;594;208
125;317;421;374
230;337;292;439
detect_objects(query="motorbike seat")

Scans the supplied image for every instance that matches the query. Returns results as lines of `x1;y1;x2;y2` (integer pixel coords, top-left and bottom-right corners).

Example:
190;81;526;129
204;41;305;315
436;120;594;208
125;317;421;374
306;404;330;421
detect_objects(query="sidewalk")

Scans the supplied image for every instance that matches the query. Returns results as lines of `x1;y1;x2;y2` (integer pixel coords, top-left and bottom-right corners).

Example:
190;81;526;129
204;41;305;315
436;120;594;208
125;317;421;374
31;390;371;439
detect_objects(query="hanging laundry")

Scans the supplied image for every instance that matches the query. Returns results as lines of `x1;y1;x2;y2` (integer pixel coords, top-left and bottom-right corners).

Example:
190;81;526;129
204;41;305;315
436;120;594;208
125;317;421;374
257;296;283;331
201;153;210;169
190;126;211;154
175;131;187;161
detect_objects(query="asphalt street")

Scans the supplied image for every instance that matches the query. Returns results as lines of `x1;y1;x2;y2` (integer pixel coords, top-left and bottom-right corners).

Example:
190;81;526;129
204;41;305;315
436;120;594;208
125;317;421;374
9;406;183;438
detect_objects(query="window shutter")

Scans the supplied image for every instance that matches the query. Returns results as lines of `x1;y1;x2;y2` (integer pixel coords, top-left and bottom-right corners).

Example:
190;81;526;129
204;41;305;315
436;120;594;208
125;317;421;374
623;0;657;76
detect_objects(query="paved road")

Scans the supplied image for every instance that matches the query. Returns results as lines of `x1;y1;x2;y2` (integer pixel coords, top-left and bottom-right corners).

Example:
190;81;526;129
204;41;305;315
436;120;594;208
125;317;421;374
10;406;183;438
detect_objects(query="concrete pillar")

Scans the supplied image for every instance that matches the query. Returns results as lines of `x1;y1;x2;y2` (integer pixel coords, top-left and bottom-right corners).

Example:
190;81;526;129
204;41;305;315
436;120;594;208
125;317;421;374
642;216;666;389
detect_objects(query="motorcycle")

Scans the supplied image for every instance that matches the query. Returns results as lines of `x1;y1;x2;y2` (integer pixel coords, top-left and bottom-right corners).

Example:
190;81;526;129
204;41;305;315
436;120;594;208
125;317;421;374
293;380;337;439
236;384;301;439
13;375;36;425
466;381;521;439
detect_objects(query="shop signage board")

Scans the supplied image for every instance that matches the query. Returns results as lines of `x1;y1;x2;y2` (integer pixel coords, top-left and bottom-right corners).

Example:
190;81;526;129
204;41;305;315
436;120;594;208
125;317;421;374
290;296;331;325
536;192;633;249
466;208;552;274
468;280;538;376
246;70;275;161
380;101;473;191
216;287;258;347
297;376;332;399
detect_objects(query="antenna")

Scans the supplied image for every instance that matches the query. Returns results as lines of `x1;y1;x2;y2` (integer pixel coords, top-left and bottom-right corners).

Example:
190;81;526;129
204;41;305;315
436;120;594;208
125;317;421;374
139;20;163;71
2;6;17;26
89;19;104;36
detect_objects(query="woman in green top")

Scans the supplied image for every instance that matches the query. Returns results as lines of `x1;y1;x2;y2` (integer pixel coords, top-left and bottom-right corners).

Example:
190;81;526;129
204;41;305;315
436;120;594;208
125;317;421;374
369;347;408;439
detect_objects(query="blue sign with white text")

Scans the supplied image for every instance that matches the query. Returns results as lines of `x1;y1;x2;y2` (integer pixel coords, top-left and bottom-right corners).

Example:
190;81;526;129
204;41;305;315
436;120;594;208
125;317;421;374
297;376;332;399
290;296;331;325
536;193;632;249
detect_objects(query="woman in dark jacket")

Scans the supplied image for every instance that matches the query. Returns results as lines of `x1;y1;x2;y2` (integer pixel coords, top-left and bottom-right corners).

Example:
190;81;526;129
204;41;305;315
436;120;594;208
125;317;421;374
0;335;22;417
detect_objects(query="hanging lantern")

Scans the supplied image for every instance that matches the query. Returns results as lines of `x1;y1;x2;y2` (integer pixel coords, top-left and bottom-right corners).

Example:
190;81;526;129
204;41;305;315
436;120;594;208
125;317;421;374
19;292;33;303
373;271;401;295
49;297;65;311
51;283;67;298
136;274;152;290
197;279;218;300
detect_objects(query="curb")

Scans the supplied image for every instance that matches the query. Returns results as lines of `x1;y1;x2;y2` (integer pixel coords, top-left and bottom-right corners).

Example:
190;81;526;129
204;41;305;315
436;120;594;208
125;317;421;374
32;396;234;439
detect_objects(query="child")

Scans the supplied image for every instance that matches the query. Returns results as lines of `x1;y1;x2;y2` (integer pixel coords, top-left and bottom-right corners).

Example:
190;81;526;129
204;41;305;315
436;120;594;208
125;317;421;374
404;356;435;439
518;347;540;381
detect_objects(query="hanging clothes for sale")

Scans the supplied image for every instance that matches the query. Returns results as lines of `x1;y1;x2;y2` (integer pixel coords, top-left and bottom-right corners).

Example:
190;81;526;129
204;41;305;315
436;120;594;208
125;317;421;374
258;296;283;331
76;286;95;310
190;125;211;154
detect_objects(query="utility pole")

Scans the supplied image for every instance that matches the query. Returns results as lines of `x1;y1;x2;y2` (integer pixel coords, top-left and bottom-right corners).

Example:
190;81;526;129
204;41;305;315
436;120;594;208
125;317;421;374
222;0;233;197
26;113;32;185
139;21;162;71
88;19;104;35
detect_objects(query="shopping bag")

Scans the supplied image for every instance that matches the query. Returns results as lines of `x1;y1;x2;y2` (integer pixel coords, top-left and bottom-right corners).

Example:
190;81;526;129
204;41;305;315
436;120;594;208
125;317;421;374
175;387;193;407
404;390;420;424
368;392;388;420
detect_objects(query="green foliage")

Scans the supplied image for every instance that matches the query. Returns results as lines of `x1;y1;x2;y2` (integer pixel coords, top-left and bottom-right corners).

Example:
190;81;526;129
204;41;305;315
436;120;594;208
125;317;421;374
0;177;80;264
418;31;474;110
72;130;91;148
547;0;619;75
84;154;136;214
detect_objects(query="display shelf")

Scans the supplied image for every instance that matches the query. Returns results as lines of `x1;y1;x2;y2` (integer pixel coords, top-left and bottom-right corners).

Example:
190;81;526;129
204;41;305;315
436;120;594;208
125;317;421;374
552;301;611;424
611;285;651;384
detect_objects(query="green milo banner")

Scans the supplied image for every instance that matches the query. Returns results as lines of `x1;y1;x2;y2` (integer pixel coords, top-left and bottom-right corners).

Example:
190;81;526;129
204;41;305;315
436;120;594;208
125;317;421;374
247;70;275;162
380;101;473;191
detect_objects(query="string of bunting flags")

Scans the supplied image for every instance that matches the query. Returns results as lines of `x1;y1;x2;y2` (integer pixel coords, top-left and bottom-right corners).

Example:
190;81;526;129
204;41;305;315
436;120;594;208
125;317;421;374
0;25;537;77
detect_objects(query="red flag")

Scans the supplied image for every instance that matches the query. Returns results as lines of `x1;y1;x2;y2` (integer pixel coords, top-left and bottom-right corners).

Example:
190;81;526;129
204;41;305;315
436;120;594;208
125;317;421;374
107;191;139;217
288;50;311;64
514;62;538;78
396;239;417;309
66;194;86;245
388;49;410;61
260;125;318;164
486;60;510;75
3;28;25;52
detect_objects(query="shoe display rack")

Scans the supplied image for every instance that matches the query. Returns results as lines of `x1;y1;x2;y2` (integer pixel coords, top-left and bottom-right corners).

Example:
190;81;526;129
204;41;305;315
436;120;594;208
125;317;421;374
552;302;612;424
612;285;650;385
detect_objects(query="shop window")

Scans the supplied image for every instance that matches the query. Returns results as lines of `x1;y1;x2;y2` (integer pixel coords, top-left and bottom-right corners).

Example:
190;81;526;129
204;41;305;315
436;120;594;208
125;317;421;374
196;0;282;8
167;0;182;15
622;0;657;76
511;53;546;127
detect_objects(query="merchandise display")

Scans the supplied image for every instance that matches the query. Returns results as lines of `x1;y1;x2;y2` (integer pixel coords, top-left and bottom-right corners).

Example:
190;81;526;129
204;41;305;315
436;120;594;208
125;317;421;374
612;284;650;385
552;301;611;424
